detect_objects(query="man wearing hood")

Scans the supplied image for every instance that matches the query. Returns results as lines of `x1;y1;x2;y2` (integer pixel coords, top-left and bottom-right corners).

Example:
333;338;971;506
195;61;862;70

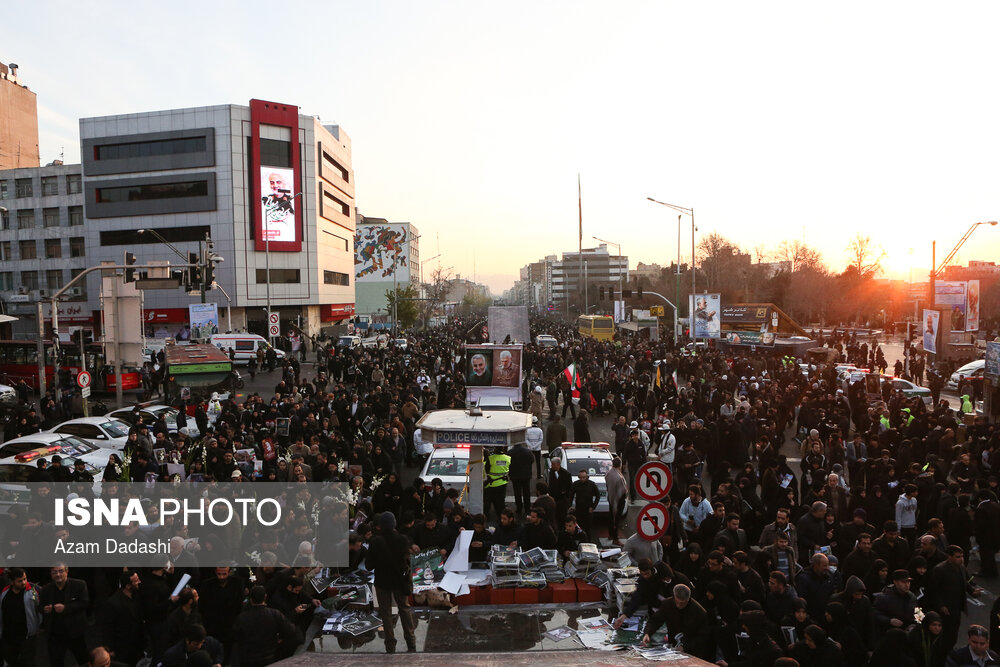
831;574;875;649
364;512;416;653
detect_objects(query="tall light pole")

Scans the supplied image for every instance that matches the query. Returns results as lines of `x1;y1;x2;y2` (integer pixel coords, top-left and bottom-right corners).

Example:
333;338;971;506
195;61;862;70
647;198;695;341
593;236;623;319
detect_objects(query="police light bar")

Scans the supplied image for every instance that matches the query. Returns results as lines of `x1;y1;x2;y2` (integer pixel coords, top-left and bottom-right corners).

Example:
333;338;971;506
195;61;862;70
432;443;471;449
15;445;61;462
561;442;611;449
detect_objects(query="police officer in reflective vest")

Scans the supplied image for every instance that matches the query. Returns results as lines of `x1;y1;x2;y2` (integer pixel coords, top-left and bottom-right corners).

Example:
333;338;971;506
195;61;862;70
484;449;511;522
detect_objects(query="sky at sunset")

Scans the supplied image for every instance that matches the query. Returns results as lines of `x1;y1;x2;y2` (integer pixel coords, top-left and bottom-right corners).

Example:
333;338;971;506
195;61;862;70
9;2;1000;294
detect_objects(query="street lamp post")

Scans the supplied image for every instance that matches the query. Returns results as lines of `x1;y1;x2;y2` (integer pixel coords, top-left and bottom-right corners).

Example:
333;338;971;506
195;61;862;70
647;197;695;342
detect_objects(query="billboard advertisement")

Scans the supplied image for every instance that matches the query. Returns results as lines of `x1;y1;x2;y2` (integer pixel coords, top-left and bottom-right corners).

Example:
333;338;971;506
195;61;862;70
966;279;980;332
986;341;1000;382
189;303;220;340
690;293;721;339
354;224;411;282
934;280;967;331
724;331;775;347
260;167;296;243
922;308;940;354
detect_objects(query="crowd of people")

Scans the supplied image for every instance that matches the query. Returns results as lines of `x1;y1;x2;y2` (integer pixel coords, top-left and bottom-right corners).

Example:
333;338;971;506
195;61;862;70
0;316;997;667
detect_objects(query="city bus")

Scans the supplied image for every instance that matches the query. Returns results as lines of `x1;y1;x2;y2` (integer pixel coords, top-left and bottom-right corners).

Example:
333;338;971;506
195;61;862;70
577;315;615;341
0;340;141;392
163;342;234;403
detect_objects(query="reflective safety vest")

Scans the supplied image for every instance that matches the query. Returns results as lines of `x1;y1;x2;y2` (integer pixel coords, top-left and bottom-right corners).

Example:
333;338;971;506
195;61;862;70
485;453;511;488
879;415;891;431
962;395;974;414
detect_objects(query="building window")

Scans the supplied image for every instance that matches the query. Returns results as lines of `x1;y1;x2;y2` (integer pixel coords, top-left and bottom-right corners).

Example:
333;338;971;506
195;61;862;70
0;242;10;261
95;180;209;203
69;269;85;298
0;273;12;291
70;237;85;257
41;176;58;196
0;210;8;230
322;230;349;251
16;211;34;229
43;208;60;228
255;269;300;284
100;225;210;246
323;270;350;286
322;191;350;217
259;139;292;168
322;151;349;182
18;241;36;260
0;182;8;200
95;136;207;161
14;179;32;198
66;174;82;194
21;271;38;291
45;239;62;259
68;206;83;226
46;269;62;291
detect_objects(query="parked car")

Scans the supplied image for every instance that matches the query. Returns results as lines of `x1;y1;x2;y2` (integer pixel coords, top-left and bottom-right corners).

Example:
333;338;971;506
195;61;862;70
47;417;131;450
108;403;201;437
418;445;470;493
947;359;985;391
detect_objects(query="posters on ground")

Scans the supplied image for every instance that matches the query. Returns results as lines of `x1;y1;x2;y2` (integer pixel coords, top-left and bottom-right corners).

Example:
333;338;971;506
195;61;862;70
411;547;445;593
188;303;219;340
690;293;721;339
923;309;940;354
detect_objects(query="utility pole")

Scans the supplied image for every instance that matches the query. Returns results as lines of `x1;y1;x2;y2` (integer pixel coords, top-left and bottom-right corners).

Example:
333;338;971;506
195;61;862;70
36;301;45;399
578;174;583;320
80;331;88;417
111;277;123;409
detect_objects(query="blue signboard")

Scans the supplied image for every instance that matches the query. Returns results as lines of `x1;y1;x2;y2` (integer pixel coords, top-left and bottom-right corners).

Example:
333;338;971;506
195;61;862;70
986;342;1000;382
435;430;510;446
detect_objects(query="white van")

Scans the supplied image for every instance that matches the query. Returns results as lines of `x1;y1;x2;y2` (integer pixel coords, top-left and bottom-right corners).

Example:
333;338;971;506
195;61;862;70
210;334;285;365
336;335;362;349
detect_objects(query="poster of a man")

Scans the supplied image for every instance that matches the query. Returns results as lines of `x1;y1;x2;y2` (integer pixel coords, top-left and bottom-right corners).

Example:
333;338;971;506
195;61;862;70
492;348;521;387
692;294;721;338
923;309;939;354
466;351;493;386
260;167;296;242
966;279;980;331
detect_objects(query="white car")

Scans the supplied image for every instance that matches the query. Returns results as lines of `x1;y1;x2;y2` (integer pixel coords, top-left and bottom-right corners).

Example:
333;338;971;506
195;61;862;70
535;335;558;348
394;338;408;350
419;445;470;493
108;404;201;438
0;384;18;406
0;434;116;482
546;442;612;513
884;377;933;406
48;417;131;450
947;359;985;391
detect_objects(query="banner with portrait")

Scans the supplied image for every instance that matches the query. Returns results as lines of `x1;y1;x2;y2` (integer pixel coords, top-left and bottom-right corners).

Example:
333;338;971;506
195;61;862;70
491;347;522;387
690;293;721;339
922;309;940;354
464;347;494;387
188;303;220;341
464;344;524;407
260;166;297;244
934;281;967;332
966;280;980;332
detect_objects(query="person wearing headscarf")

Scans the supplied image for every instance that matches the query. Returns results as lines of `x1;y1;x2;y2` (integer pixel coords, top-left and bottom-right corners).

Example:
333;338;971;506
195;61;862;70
863;558;890;595
789;624;847;667
908;610;946;667
870;628;918;667
822;601;866;666
779;598;815;652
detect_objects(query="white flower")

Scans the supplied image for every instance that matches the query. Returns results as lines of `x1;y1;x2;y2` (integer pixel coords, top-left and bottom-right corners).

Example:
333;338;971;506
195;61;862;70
914;607;925;623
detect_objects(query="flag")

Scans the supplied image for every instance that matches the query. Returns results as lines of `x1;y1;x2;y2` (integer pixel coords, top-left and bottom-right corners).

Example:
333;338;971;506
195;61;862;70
655;364;661;388
563;363;581;399
672;369;679;388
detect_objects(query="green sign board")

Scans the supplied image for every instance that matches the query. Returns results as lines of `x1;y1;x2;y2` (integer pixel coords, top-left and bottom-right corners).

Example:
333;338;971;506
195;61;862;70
170;362;232;375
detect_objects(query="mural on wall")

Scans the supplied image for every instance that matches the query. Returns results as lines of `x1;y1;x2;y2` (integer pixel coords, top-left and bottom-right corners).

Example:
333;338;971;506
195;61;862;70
354;224;410;281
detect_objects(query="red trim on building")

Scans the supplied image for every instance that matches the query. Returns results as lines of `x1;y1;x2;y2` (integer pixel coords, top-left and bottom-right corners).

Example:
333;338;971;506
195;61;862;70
320;303;355;322
250;99;302;253
143;308;189;324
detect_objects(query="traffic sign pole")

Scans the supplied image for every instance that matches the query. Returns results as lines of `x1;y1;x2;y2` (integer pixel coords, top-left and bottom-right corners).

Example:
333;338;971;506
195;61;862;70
636;502;670;541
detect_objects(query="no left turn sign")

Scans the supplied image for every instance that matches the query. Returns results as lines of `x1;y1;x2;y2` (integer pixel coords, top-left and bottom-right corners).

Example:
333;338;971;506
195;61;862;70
636;502;670;541
635;461;672;502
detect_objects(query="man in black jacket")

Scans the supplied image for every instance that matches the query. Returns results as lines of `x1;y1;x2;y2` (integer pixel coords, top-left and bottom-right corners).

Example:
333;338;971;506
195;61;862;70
547;457;573;525
515;508;556;551
231;586;302;667
196;567;245;665
100;571;145;666
508;441;535;516
555;515;589;558
945;625;1000;667
40;564;89;667
365;512;416;653
931;545;984;654
640;584;712;660
156;624;224;667
571;470;601;539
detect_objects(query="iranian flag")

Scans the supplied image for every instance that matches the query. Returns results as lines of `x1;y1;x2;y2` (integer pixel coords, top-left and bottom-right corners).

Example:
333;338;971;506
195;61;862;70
563;363;582;399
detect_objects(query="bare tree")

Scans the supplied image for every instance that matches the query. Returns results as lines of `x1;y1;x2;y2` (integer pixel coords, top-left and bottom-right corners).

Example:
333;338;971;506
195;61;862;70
846;234;886;278
775;240;826;273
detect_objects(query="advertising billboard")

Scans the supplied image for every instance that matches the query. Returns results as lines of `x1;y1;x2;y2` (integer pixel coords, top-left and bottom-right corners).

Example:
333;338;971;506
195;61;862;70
690;293;721;339
354;223;412;282
922;308;940;354
724;331;775;346
986;341;1000;382
260;167;297;244
934;280;967;331
966;279;980;332
189;303;220;340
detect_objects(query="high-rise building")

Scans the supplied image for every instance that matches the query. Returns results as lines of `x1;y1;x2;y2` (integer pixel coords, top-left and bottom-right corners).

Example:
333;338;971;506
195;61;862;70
550;244;628;308
0;62;40;170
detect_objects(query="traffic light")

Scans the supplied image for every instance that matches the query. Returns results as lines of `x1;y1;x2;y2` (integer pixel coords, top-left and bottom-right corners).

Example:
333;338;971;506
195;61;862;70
123;252;137;283
638;285;644;298
187;252;202;289
608;287;615;300
205;258;216;287
599;286;605;300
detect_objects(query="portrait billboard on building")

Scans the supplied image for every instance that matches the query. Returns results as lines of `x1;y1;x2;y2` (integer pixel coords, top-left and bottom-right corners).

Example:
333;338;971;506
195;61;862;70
260;167;296;244
934;280;968;331
966;279;980;332
922;308;940;354
188;303;220;340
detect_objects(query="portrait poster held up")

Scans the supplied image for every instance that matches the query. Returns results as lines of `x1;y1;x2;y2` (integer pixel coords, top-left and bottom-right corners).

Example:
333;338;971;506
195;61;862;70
464;344;524;406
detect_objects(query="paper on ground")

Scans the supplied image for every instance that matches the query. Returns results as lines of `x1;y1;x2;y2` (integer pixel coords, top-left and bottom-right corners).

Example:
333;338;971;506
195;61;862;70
440;571;469;595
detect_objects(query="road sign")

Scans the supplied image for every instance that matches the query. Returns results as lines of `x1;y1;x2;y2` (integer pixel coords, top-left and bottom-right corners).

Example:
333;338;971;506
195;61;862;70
635;461;673;502
650;306;664;317
76;371;92;388
269;324;280;337
81;386;91;398
636;502;670;541
268;312;279;325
